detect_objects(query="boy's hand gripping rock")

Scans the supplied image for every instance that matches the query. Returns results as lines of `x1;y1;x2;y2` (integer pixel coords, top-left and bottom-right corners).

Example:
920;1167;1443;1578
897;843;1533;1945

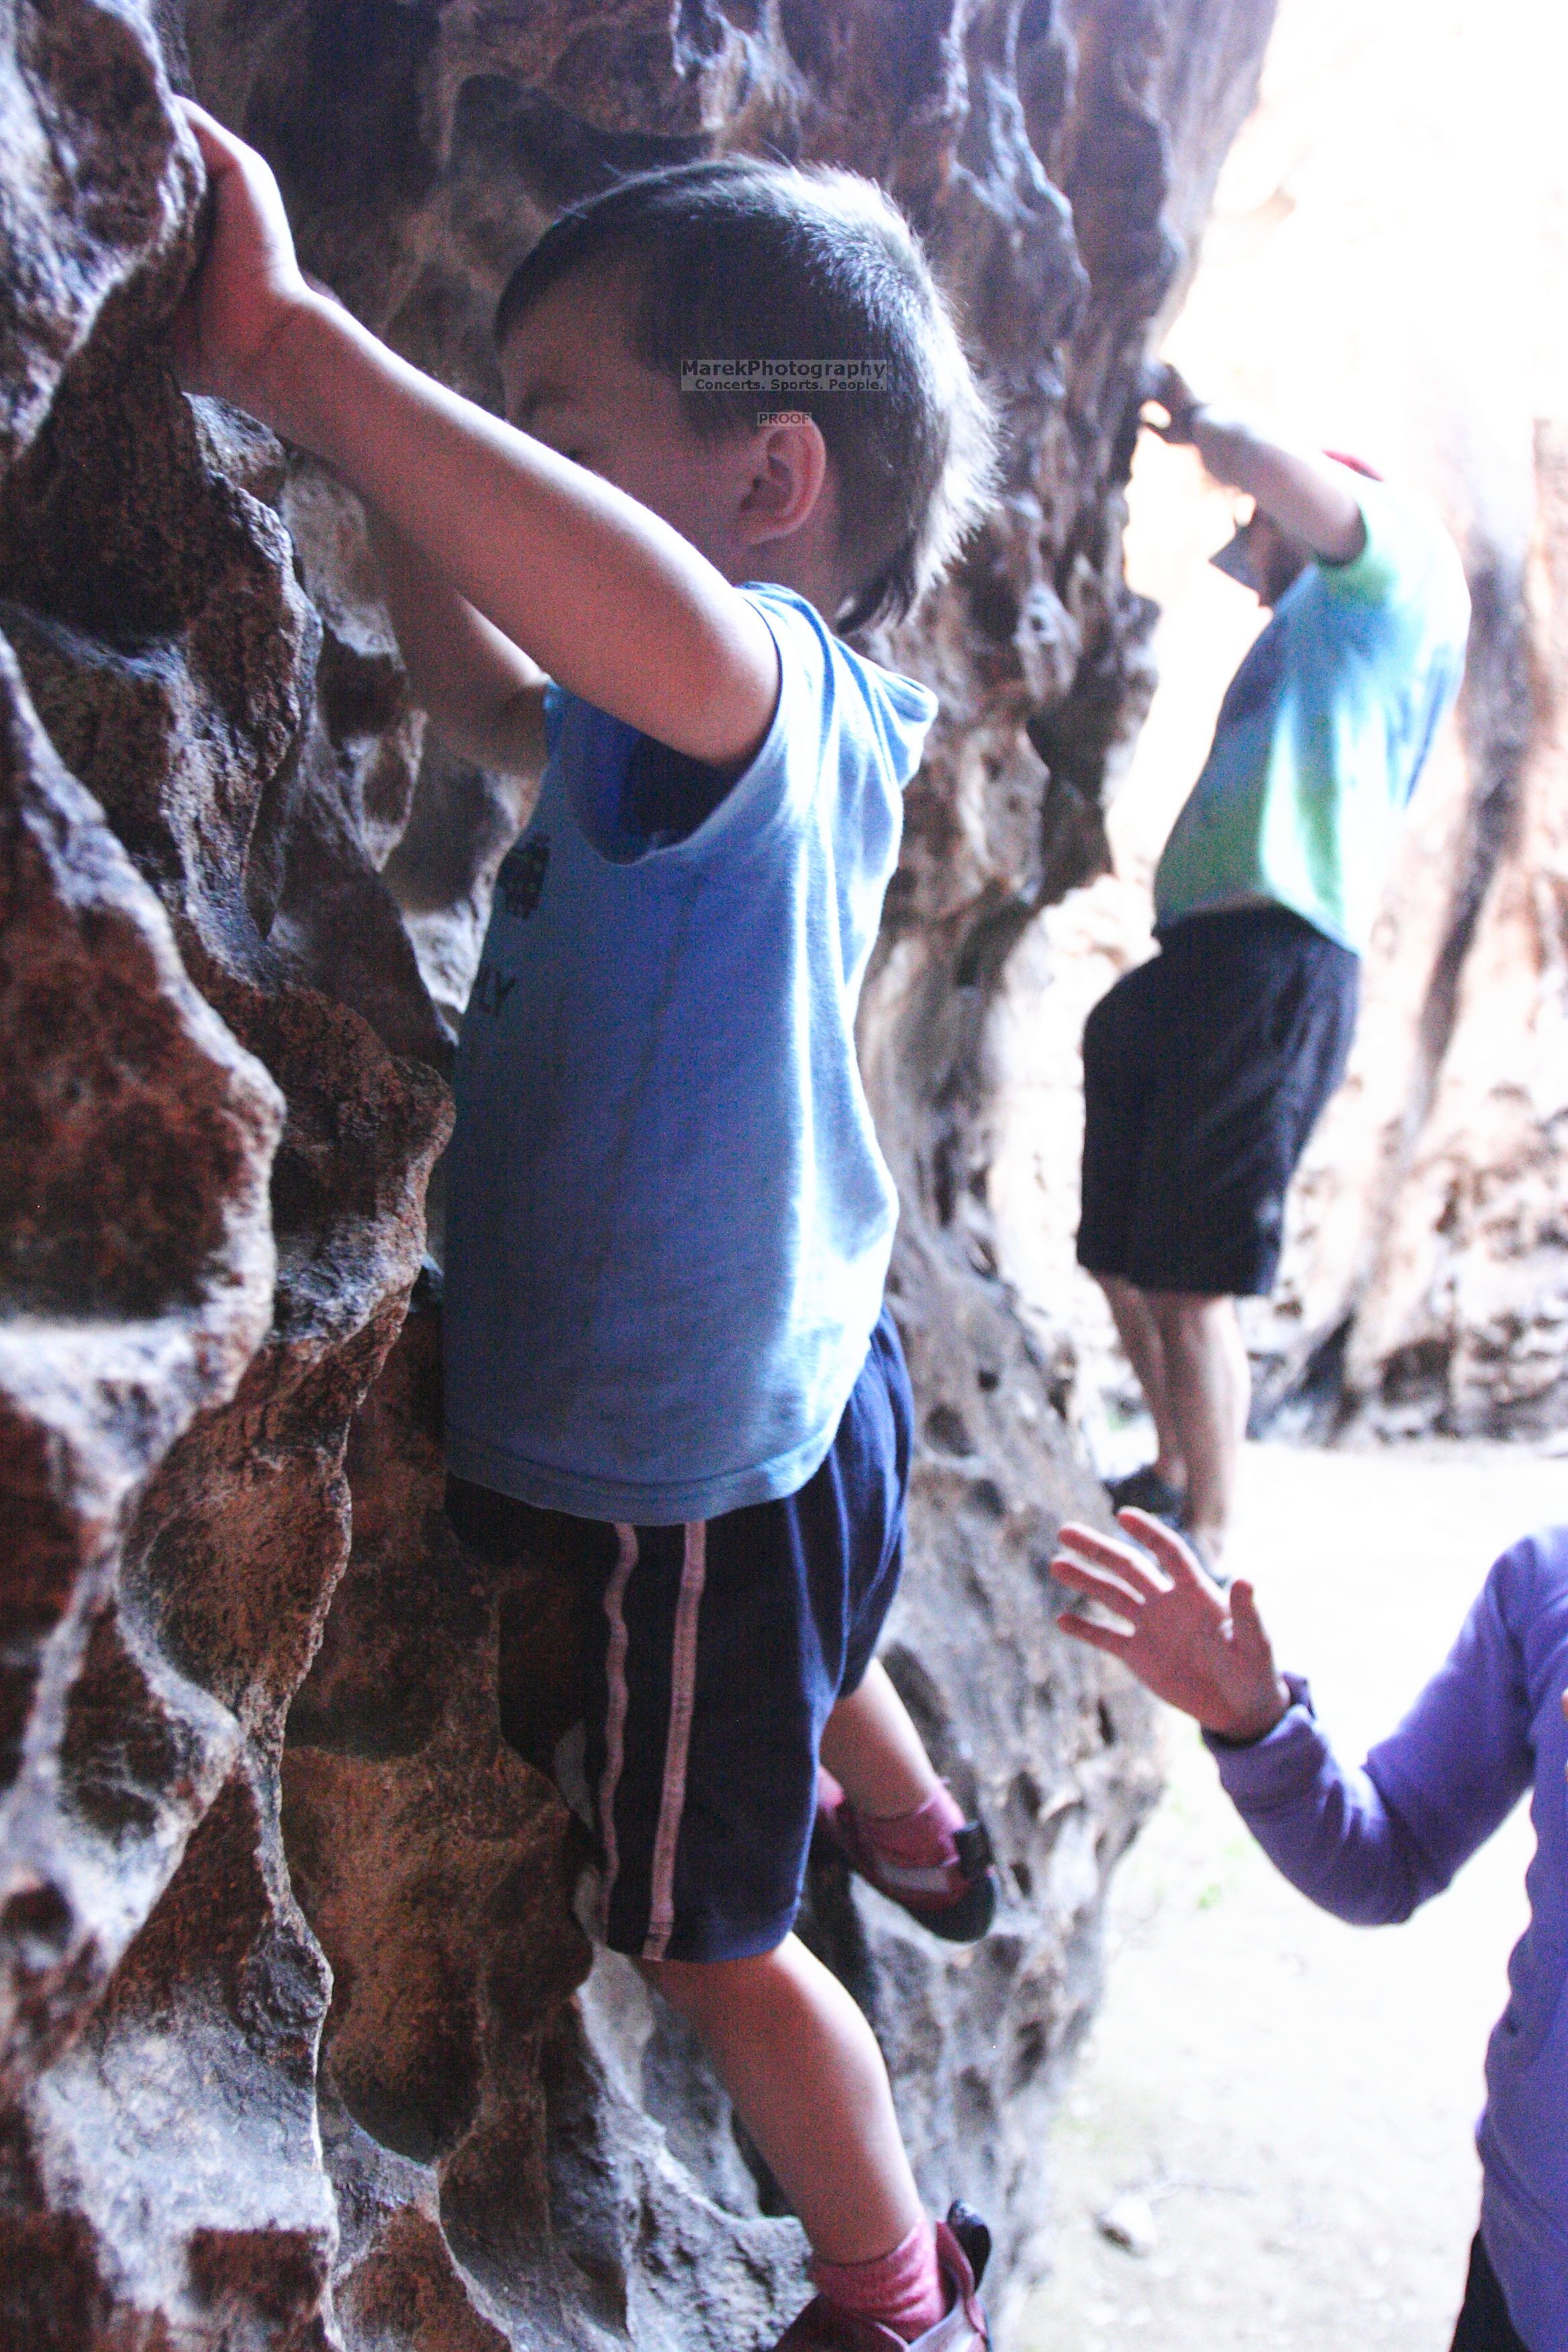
168;101;311;420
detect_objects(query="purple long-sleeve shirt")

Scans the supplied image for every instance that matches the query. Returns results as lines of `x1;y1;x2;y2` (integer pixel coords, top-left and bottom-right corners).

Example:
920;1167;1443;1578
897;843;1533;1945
1206;1527;1568;2352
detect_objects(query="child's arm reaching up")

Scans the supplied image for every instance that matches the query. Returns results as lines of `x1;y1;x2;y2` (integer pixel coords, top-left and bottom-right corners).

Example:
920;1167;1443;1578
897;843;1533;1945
168;103;780;772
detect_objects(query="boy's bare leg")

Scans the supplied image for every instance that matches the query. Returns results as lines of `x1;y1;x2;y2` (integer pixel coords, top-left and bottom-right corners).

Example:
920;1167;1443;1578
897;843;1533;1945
1097;1274;1185;1488
1148;1290;1250;1561
644;1937;924;2264
819;1658;940;1819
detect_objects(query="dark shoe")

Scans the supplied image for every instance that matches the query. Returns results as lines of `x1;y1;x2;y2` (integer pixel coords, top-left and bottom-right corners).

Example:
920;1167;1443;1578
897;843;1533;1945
774;2207;991;2349
1105;1463;1185;1524
816;1773;999;1944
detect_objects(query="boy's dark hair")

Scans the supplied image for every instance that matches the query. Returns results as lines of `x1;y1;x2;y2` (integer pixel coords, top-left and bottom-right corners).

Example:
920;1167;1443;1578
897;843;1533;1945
494;158;996;631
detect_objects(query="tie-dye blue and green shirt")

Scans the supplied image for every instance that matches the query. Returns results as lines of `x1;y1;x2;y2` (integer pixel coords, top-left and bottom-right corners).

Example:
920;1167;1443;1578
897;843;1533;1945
1154;477;1470;953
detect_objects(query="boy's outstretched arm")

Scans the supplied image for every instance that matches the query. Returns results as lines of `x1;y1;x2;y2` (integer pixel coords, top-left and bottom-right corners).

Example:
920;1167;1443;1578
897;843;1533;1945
169;103;779;771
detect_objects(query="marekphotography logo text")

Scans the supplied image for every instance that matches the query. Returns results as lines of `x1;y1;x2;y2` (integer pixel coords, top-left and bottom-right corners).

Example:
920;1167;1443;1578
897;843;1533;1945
680;358;890;393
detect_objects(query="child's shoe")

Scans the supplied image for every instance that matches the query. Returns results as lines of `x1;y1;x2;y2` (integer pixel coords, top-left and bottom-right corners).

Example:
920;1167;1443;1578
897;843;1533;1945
1105;1462;1185;1525
816;1770;999;1943
774;2206;991;2349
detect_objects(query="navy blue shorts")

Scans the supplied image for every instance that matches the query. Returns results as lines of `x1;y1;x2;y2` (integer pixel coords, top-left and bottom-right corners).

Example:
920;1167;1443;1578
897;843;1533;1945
445;1306;913;1963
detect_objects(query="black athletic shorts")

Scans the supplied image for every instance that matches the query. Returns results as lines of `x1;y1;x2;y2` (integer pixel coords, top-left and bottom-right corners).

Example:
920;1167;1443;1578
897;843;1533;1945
445;1306;912;1965
1076;905;1359;1297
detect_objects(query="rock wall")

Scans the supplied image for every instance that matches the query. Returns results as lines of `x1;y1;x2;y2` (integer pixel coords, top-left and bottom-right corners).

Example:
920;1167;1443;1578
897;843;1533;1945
1321;422;1568;1438
0;3;1276;2345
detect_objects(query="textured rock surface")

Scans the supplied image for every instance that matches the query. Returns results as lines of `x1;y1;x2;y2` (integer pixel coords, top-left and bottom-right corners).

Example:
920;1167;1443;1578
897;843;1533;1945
1329;424;1568;1437
1;1;1277;2344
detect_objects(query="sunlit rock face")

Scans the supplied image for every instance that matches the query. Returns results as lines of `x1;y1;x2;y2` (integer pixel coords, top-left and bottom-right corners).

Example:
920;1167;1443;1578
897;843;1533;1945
989;0;1568;1451
1335;425;1568;1439
0;2;1275;2343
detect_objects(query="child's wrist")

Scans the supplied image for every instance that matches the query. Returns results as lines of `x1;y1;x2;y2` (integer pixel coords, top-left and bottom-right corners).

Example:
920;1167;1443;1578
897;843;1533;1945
1188;409;1255;486
1207;1675;1292;1747
244;287;353;450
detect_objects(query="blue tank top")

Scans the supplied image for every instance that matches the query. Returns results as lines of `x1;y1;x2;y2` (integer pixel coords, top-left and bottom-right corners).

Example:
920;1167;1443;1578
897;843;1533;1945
442;584;937;1523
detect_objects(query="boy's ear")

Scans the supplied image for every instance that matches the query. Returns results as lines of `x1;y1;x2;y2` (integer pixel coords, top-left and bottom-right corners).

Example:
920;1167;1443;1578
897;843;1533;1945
736;413;831;548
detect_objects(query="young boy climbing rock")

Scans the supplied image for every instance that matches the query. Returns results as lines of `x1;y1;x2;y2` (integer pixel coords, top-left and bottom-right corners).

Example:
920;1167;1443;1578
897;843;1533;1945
171;103;1001;2349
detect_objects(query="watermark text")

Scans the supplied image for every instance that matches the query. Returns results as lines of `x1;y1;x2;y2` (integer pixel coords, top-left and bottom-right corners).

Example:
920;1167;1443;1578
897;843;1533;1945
681;357;888;393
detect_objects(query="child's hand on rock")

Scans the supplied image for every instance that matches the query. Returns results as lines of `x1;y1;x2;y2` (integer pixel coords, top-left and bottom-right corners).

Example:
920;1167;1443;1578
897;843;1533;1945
1053;1508;1291;1745
1138;359;1204;443
168;100;311;419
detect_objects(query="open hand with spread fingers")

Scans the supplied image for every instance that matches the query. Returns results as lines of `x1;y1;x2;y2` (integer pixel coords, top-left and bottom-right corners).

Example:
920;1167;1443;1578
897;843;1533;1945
1052;1509;1292;1745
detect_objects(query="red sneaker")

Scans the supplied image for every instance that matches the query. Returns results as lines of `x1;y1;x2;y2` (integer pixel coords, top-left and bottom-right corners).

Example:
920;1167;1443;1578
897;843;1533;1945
816;1771;999;1944
773;2208;991;2349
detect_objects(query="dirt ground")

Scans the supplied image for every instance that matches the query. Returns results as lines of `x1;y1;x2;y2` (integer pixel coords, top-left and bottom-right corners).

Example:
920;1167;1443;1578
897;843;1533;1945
1015;1438;1563;2352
